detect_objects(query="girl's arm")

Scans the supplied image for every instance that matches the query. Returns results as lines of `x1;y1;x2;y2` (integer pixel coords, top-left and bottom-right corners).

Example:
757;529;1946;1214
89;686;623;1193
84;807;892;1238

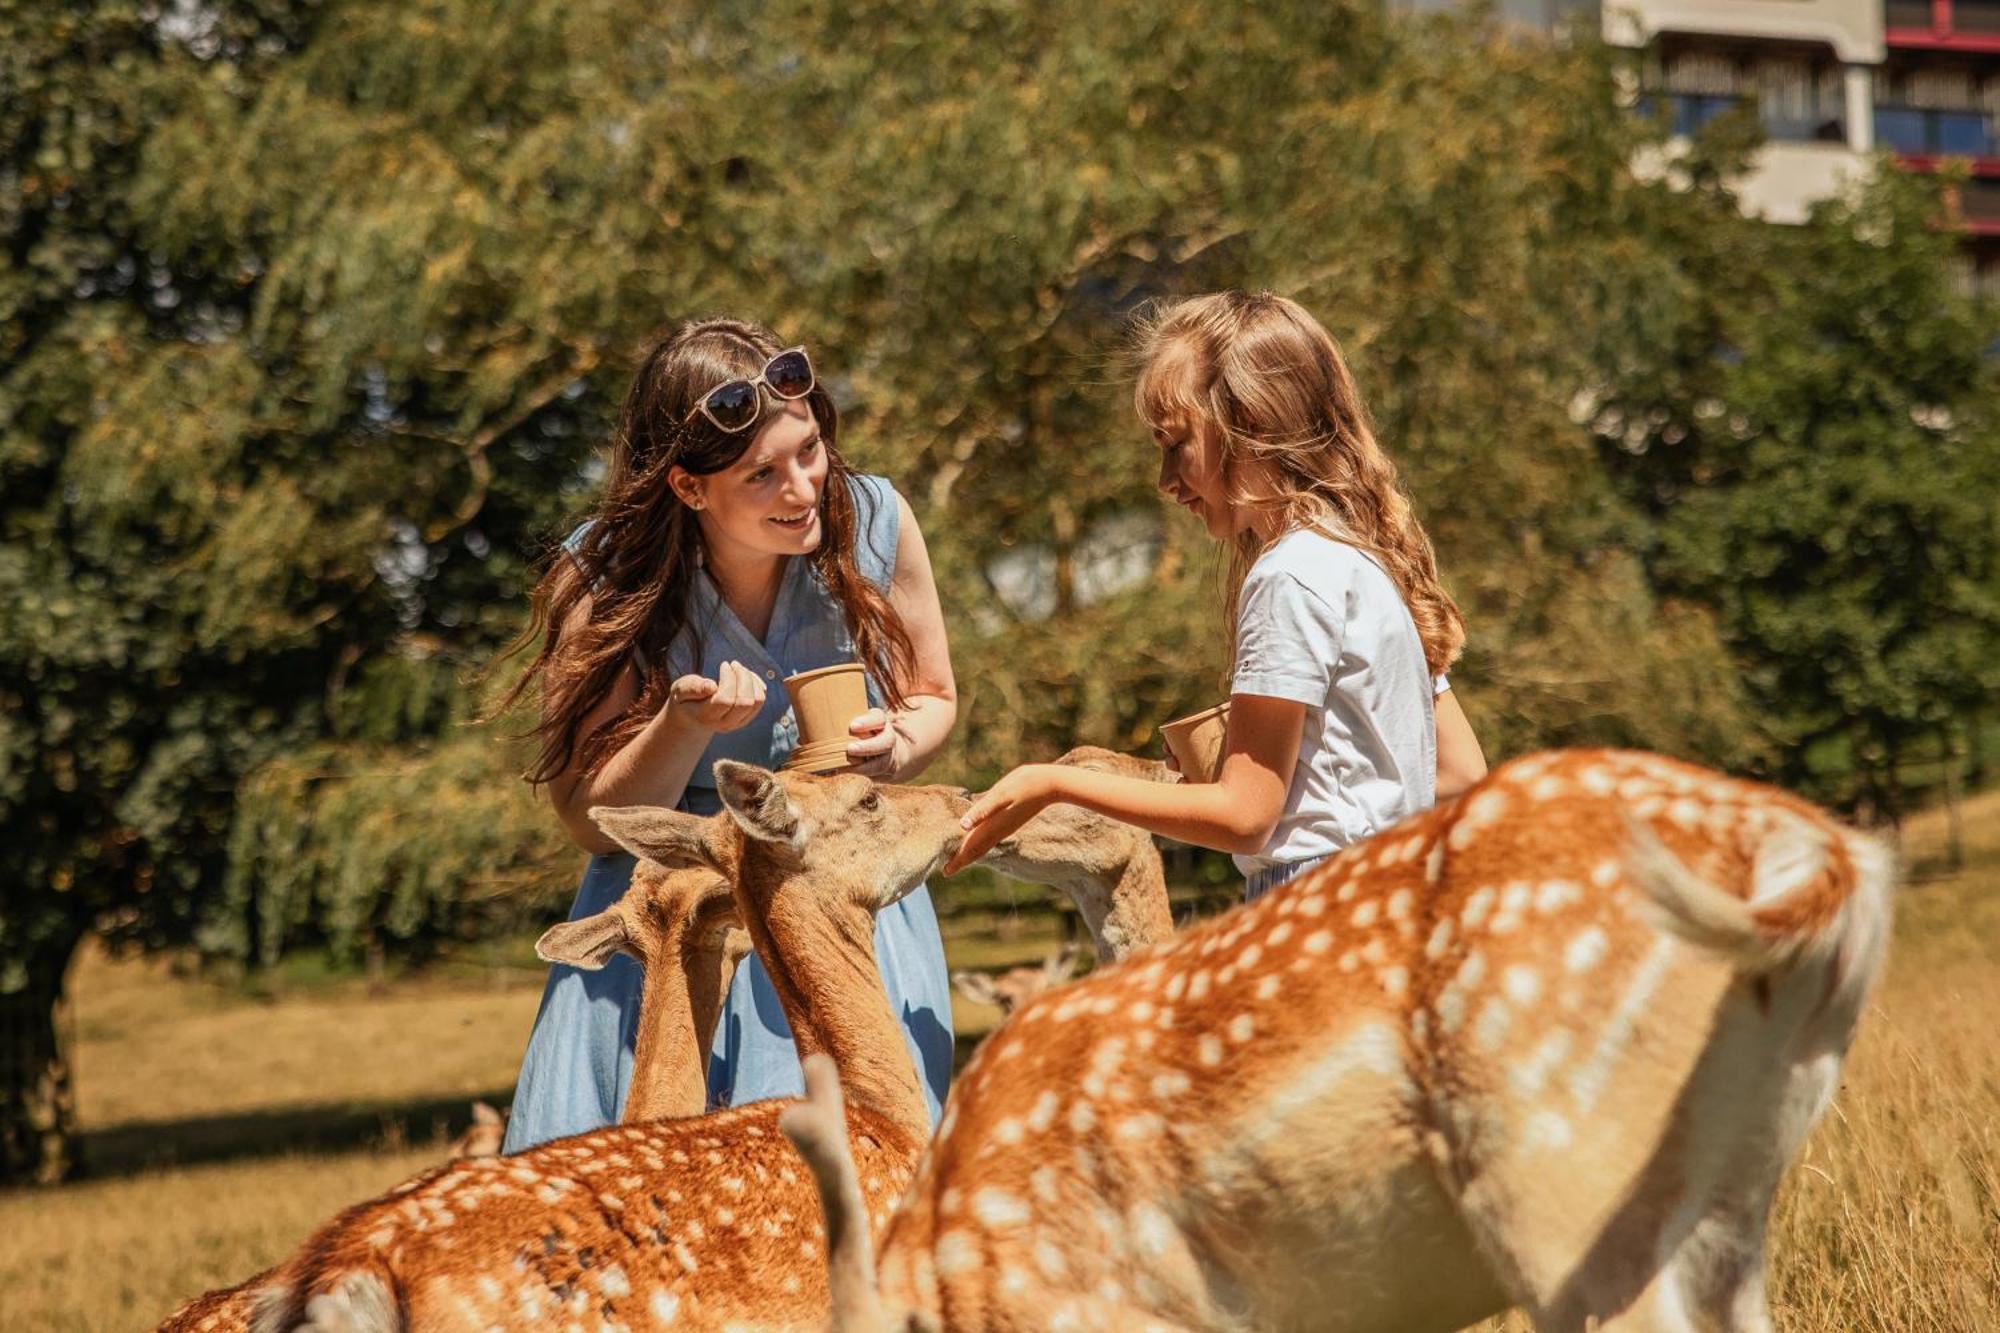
548;596;769;855
845;491;958;781
1434;686;1488;800
943;693;1305;874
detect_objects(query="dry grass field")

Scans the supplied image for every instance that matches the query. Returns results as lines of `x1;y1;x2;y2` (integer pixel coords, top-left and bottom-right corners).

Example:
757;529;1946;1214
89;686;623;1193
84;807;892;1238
2;795;1995;1331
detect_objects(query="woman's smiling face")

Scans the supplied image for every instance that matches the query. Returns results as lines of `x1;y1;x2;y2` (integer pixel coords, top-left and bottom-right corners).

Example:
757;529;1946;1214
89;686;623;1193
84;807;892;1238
674;398;830;559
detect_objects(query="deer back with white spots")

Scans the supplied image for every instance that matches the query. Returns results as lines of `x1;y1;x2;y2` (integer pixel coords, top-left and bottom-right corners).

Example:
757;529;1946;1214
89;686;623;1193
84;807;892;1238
169;762;971;1333
786;748;1895;1333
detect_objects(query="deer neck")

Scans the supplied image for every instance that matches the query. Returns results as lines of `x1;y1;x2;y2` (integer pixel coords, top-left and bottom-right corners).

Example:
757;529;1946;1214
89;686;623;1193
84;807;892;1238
740;870;929;1141
622;923;711;1123
1094;850;1174;962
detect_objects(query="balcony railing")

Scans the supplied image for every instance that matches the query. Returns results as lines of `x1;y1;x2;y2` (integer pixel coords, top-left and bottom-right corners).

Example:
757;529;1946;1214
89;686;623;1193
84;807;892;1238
1889;1;2000;37
1958;1;2000;37
1642;92;1847;145
1877;105;1998;156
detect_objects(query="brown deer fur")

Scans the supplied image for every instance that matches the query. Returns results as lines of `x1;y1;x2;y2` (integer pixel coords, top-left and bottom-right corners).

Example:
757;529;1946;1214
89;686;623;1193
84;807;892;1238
785;749;1895;1333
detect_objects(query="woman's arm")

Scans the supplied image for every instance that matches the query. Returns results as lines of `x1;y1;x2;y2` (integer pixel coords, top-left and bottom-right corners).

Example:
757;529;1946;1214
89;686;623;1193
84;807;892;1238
1434;686;1488;801
547;596;769;855
845;491;958;781
942;693;1305;874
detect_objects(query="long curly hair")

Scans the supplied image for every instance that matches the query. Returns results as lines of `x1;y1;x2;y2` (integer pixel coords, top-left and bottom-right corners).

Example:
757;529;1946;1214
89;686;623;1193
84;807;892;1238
495;317;916;787
1131;290;1465;678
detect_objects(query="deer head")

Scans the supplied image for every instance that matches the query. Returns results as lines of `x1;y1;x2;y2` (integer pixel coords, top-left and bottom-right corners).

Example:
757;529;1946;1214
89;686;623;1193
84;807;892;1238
534;862;748;1122
590;762;971;1137
979;745;1175;960
952;944;1085;1015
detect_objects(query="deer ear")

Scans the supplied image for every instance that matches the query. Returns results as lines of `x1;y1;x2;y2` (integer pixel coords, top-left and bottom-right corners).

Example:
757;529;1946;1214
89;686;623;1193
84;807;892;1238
536;910;634;970
951;970;1002;1008
591;805;728;872
713;760;809;848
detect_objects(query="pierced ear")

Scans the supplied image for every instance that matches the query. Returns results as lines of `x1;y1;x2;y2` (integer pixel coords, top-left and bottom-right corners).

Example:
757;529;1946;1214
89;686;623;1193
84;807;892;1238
666;464;705;512
536;911;634;970
713;760;809;848
591;804;727;872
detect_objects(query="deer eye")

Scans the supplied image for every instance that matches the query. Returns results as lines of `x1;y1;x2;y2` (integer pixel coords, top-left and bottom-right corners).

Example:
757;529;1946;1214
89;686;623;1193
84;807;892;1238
858;789;882;813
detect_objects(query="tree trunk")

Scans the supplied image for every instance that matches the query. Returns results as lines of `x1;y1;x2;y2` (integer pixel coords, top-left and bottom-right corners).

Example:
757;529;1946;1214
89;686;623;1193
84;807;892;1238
0;936;81;1184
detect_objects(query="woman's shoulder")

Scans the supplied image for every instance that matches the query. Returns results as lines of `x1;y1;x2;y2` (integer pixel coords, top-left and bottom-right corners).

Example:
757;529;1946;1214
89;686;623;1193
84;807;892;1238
844;472;901;591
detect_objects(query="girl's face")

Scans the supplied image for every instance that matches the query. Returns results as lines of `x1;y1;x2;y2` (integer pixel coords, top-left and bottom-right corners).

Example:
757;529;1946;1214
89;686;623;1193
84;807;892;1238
1154;417;1237;541
672;399;830;561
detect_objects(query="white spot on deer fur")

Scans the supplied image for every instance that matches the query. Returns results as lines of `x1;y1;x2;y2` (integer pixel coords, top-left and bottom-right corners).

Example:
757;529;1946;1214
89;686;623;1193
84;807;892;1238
1448;788;1509;850
1031;1166;1061;1202
1256;975;1281;1000
1462;886;1495;930
1165;973;1187;1002
1228;1014;1255;1043
1336;875;1360;903
672;1242;698;1273
1152;1070;1191;1098
974;1188;1030;1228
1131;1202;1178;1257
1455;950;1488;991
1426;841;1447;883
1189;971;1212;1001
1304;930;1333;955
994;1116;1024;1145
1525;1110;1573;1151
1380;966;1409;999
1338;950;1359;972
1267;921;1294;946
1027;1090;1060;1132
1129;999;1155;1022
1035;1238;1068;1278
1565;927;1609;974
1474;1001;1513;1053
1513;1031;1573;1097
1238;943;1262;969
1579;766;1617;796
1363;937;1388;965
1426;919;1455;960
935;1231;980;1276
1199;1034;1225;1067
1569;937;1677;1112
1590;859;1619;889
1118;1113;1164;1140
1530;774;1567;800
1668;797;1703;830
1387;889;1413;922
1298;893;1326;917
651;1289;680;1323
1069;1102;1096;1132
1503;966;1542;1006
1002;1265;1031;1294
1536;880;1581;914
1352;900;1380;928
1437;989;1467;1034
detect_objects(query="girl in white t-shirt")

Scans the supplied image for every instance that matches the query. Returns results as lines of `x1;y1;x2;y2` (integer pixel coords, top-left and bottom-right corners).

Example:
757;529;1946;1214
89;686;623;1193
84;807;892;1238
947;291;1486;898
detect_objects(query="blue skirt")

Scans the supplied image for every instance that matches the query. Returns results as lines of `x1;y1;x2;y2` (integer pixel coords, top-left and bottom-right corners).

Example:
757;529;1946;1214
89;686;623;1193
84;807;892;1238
502;848;954;1153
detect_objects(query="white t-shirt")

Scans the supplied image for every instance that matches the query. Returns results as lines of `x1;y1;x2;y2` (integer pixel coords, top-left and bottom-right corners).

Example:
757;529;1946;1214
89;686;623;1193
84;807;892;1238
1230;529;1447;874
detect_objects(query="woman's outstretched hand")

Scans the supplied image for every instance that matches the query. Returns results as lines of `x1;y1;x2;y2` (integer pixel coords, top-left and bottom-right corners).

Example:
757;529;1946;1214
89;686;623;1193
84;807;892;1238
666;660;767;733
942;764;1063;876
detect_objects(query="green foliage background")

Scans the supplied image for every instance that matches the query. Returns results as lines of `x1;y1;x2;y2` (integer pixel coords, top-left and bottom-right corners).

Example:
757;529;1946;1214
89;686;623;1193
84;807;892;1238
3;0;1996;1177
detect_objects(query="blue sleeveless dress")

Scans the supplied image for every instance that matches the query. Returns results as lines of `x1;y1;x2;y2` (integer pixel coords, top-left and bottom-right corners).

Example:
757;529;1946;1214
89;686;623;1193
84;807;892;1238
501;474;955;1152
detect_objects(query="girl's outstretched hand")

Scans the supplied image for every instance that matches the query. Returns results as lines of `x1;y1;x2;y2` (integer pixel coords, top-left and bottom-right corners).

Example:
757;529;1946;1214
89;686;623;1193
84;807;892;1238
942;764;1062;876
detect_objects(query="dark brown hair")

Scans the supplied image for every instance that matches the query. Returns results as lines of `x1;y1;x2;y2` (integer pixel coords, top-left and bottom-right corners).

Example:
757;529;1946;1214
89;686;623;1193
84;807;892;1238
496;317;917;787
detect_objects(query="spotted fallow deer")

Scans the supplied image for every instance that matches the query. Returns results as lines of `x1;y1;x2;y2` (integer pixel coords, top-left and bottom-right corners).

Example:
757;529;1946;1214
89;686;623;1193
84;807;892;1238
156;859;753;1333
952;944;1084;1017
162;762;970;1333
783;749;1896;1333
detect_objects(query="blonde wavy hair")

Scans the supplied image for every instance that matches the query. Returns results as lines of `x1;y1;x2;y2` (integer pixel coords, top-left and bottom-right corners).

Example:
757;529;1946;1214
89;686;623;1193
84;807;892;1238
1132;290;1465;677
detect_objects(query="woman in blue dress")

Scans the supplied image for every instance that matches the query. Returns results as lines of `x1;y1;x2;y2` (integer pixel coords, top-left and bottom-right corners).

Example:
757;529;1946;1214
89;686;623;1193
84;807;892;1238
495;317;960;1152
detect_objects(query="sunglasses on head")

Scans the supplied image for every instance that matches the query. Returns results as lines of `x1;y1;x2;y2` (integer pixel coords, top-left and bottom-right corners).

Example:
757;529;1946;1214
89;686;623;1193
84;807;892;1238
686;347;817;434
